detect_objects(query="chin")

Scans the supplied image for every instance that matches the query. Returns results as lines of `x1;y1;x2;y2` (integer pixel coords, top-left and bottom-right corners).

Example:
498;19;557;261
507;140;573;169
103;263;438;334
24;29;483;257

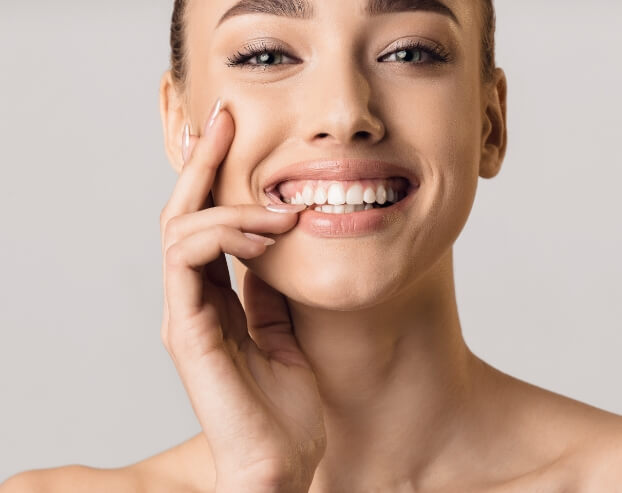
251;255;406;311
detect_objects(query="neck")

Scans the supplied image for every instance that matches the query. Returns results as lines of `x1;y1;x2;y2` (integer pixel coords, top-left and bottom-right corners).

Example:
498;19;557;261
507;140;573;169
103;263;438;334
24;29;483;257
287;247;484;491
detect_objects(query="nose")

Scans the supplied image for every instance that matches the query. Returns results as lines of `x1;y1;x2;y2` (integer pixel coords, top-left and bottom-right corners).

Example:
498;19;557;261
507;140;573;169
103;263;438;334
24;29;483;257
304;58;386;147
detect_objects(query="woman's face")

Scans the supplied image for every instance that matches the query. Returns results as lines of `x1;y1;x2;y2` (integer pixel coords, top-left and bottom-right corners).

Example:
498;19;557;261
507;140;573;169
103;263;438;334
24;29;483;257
179;0;505;309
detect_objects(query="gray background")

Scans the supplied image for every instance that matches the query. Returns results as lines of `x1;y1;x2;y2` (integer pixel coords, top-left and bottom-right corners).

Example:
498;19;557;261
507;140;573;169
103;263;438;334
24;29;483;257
1;0;621;483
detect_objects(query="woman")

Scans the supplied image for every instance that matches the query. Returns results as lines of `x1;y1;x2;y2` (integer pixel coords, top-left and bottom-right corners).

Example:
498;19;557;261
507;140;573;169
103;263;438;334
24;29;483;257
3;0;621;492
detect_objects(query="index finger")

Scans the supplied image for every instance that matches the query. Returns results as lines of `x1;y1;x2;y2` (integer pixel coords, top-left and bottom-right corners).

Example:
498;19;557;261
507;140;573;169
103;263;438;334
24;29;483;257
162;99;235;223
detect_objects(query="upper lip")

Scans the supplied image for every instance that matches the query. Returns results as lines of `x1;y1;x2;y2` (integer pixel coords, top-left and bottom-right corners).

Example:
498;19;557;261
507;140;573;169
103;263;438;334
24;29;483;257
262;159;421;193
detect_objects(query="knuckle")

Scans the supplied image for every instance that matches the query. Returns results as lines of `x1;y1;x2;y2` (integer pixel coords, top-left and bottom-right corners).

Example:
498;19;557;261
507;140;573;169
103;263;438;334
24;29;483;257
163;216;183;248
159;206;171;230
164;243;185;268
212;223;229;241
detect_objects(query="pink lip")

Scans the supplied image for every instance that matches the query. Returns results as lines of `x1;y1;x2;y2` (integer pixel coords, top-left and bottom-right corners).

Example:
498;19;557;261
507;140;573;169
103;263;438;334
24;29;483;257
262;159;420;194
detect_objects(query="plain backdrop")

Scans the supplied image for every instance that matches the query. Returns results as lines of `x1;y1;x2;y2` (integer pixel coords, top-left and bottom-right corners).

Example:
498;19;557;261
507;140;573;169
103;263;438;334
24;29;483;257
1;0;621;483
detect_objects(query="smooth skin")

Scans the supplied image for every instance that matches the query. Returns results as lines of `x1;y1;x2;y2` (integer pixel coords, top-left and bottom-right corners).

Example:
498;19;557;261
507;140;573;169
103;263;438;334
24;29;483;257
3;0;622;491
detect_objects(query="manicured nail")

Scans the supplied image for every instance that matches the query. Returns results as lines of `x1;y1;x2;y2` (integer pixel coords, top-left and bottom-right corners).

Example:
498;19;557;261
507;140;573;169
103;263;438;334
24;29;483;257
206;97;222;131
243;232;276;246
266;203;308;214
181;123;190;163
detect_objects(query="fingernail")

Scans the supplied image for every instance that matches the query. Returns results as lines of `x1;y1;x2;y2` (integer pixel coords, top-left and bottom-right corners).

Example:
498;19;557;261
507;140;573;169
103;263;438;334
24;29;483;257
243;232;276;246
181;123;190;163
205;97;223;132
266;203;308;214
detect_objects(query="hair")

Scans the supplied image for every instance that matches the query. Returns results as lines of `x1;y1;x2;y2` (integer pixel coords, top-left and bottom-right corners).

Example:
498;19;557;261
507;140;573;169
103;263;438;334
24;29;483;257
169;0;496;93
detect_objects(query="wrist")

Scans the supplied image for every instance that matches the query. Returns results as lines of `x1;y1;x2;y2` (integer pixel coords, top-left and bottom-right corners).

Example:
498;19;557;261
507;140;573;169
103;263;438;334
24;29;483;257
214;484;309;493
214;476;311;493
214;460;315;493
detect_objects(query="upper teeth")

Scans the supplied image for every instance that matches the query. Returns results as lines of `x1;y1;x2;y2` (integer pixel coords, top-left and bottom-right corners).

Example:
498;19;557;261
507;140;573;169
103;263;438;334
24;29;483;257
278;179;405;206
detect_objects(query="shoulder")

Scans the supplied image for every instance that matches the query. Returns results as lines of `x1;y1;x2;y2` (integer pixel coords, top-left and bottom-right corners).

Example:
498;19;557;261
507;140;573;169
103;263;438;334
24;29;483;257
0;466;142;493
483;365;622;491
0;434;214;493
483;418;622;493
569;420;622;492
535;413;622;492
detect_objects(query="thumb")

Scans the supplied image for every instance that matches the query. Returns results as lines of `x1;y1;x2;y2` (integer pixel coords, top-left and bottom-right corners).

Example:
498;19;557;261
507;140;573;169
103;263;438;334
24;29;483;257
243;269;310;369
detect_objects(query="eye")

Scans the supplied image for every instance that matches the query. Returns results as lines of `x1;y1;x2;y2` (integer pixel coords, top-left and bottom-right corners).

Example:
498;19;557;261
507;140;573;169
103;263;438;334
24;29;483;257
226;40;298;70
378;40;451;65
225;39;452;71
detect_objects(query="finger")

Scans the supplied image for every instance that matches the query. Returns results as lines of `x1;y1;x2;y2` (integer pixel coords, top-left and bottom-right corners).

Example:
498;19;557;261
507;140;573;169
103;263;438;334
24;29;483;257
161;204;305;253
244;269;310;369
162;103;234;223
164;224;273;328
162;204;305;290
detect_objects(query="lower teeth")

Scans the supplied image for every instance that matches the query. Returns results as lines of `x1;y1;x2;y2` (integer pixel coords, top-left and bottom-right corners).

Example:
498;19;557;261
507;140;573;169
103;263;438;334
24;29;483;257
312;201;397;213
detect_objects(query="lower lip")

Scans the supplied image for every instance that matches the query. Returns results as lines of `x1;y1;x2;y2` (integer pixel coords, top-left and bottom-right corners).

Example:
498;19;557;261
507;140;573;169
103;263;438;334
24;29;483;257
294;184;420;238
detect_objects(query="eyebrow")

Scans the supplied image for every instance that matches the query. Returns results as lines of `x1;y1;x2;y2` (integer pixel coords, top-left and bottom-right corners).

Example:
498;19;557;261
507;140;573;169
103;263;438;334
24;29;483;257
216;0;460;28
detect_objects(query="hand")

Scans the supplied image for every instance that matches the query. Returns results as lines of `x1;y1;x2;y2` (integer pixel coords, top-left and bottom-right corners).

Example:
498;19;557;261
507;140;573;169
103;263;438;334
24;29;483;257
159;102;327;492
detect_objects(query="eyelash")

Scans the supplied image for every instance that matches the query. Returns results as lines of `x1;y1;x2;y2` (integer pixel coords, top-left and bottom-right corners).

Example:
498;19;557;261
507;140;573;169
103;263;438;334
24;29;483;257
225;39;451;70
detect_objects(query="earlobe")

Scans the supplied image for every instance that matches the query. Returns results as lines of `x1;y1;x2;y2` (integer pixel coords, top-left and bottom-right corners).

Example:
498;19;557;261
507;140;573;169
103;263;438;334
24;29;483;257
159;70;186;174
479;67;508;179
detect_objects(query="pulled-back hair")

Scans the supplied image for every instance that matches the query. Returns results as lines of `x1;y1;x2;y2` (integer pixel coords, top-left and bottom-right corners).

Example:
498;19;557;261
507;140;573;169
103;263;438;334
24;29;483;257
169;0;496;92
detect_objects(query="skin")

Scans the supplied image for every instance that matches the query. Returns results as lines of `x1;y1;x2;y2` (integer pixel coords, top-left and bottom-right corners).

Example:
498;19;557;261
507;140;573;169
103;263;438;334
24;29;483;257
154;0;622;490
2;0;622;492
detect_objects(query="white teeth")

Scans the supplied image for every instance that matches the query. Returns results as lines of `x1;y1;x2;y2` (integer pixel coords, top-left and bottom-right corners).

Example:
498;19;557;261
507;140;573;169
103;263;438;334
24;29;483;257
318;204;369;214
302;185;315;206
290;191;304;204
313;187;328;205
345;183;364;205
327;183;346;205
279;181;407;206
363;186;376;204
375;185;387;205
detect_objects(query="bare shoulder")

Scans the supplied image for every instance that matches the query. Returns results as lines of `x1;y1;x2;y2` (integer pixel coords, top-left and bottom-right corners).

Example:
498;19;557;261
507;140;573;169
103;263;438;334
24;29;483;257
486;409;622;493
0;465;142;493
569;421;622;492
128;433;215;493
0;434;215;493
479;363;622;492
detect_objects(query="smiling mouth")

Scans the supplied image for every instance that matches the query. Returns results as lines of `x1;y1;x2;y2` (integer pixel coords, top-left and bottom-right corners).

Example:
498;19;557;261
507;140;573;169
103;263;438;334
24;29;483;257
265;176;418;213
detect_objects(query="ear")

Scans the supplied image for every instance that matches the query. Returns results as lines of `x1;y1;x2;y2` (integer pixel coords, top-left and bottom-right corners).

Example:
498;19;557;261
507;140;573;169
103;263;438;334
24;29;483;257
159;70;187;174
479;67;508;179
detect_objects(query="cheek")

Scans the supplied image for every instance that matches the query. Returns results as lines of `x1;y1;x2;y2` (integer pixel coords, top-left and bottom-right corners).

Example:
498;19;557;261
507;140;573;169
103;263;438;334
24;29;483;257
209;83;303;206
385;76;481;259
390;75;481;190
